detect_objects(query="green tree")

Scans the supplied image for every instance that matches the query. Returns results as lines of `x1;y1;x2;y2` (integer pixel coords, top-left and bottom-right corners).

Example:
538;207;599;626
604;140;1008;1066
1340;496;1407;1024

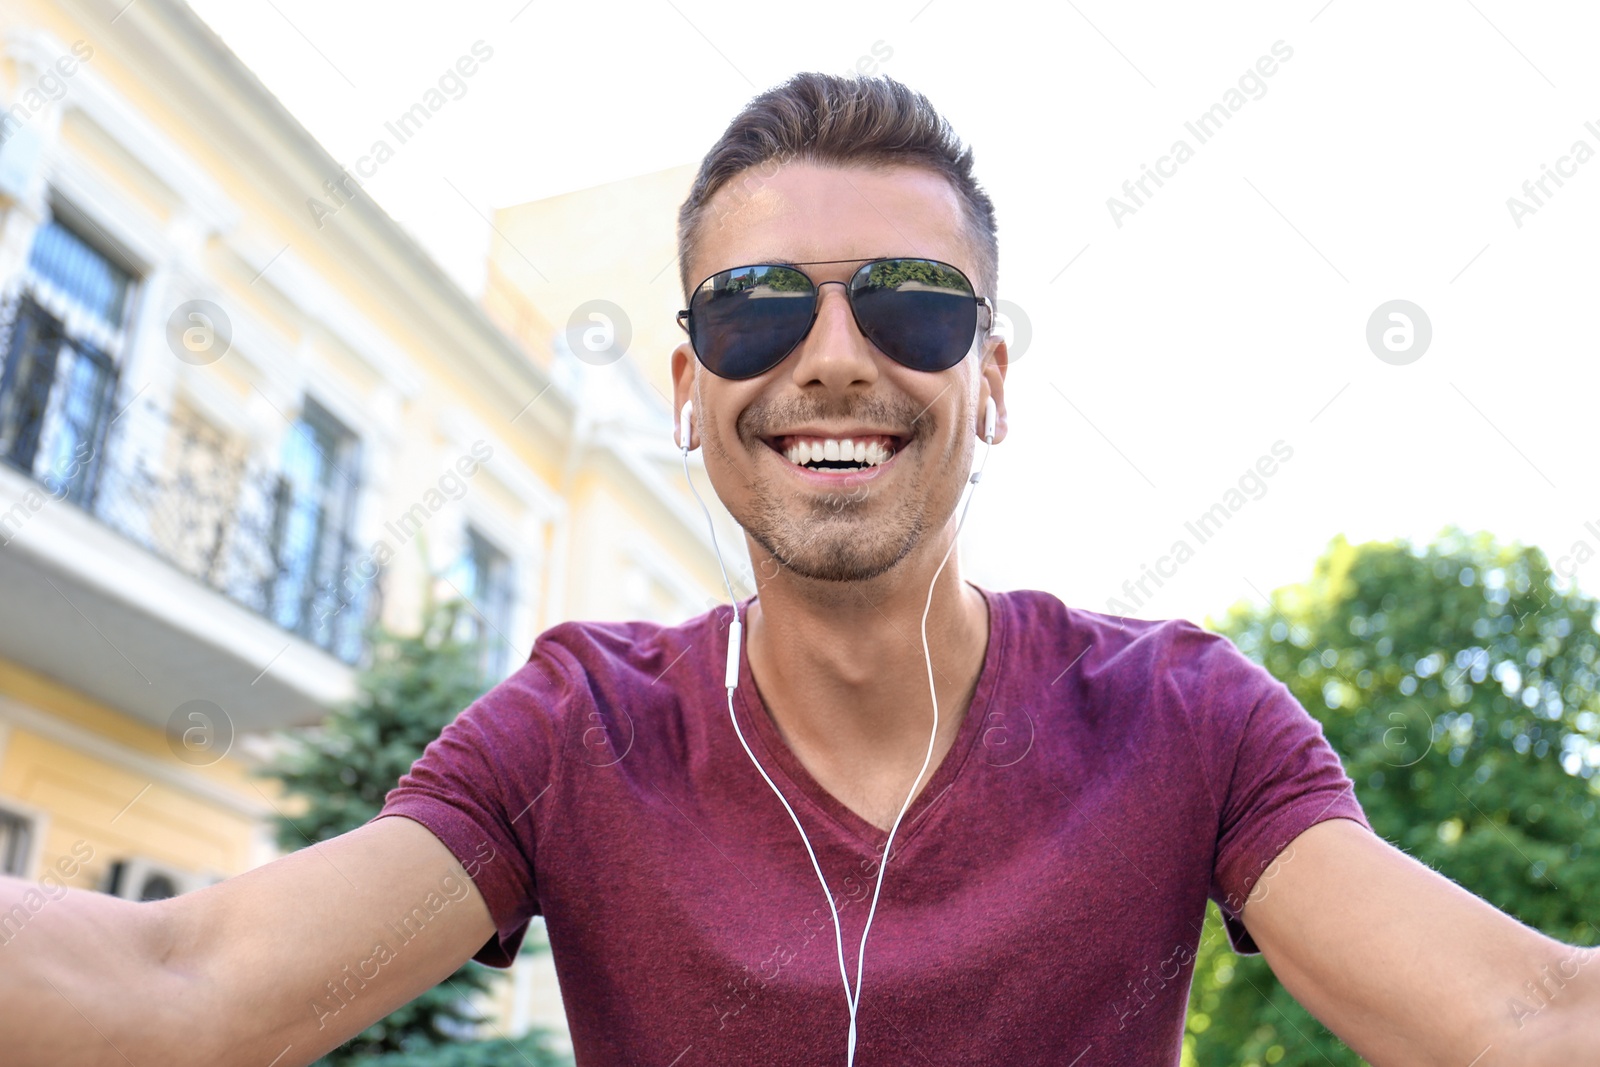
257;597;569;1066
1184;528;1600;1066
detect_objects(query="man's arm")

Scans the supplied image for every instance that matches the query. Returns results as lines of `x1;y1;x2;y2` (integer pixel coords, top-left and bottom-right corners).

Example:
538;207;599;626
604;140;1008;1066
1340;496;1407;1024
0;815;497;1067
1239;817;1599;1066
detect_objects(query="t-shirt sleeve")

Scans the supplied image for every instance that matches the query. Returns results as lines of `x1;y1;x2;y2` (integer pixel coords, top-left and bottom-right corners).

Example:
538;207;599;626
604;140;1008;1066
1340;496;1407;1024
370;648;576;967
1175;623;1372;954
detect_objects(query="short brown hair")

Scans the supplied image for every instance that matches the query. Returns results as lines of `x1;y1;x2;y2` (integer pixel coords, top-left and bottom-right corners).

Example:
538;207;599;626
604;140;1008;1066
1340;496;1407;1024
676;72;998;305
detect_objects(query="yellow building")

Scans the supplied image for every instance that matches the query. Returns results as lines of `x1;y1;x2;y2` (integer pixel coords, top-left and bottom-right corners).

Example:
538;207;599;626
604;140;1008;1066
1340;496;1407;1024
0;0;733;1048
484;161;756;625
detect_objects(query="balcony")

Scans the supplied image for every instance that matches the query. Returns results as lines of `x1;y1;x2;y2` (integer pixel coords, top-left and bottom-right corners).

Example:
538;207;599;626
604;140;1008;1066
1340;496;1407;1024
0;288;371;732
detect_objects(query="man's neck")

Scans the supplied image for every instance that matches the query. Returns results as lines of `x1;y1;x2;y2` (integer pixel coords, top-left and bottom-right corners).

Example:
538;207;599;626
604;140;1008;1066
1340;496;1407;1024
740;538;990;779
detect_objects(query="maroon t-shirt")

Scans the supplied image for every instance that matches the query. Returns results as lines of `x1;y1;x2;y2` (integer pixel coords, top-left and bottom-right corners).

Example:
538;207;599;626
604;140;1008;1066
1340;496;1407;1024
375;585;1369;1065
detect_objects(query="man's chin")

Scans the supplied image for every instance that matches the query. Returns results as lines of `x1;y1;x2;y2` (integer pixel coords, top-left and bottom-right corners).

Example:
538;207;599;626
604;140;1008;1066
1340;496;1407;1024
785;557;899;584
746;526;915;585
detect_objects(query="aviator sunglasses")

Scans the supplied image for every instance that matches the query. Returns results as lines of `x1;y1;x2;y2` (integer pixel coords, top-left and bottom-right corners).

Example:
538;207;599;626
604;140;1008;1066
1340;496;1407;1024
677;257;994;380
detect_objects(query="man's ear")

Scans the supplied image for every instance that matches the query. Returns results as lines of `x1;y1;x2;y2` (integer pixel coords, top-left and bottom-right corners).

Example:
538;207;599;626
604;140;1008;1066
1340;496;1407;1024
671;342;696;450
979;332;1009;445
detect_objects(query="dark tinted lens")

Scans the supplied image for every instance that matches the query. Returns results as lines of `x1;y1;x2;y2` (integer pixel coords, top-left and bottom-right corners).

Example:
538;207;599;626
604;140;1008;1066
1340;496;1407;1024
689;265;816;379
850;259;977;372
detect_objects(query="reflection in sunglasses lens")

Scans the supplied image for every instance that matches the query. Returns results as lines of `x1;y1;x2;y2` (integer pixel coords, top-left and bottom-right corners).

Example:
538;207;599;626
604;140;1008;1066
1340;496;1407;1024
691;259;977;378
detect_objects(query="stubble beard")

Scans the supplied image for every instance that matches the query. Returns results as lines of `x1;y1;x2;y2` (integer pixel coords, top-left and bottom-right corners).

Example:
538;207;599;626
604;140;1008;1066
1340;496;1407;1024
711;395;967;585
742;468;925;583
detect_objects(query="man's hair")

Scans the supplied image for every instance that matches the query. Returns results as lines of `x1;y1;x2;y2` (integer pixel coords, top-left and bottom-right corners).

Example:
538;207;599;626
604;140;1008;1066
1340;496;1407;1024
676;72;998;305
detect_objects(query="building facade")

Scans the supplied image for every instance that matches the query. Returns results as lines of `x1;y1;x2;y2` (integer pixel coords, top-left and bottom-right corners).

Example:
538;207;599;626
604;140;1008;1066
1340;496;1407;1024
0;0;735;1047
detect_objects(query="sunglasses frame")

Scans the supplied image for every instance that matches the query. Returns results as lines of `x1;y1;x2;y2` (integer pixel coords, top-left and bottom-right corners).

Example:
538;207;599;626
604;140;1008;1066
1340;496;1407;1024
676;257;994;380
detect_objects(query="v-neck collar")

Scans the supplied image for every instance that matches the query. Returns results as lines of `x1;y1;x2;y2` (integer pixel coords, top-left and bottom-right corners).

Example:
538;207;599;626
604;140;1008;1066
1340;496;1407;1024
728;583;1006;857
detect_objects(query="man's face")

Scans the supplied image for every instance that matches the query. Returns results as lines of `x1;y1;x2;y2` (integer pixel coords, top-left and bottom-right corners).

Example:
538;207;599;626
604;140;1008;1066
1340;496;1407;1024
671;162;1007;585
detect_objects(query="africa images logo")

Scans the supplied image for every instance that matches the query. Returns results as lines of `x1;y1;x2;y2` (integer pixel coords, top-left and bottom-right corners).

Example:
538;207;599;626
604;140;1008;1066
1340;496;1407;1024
1106;40;1295;229
306;40;495;229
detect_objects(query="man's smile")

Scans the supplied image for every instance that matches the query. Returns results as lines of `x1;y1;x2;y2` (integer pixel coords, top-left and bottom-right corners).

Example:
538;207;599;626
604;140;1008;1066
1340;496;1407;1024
763;430;904;468
757;429;910;487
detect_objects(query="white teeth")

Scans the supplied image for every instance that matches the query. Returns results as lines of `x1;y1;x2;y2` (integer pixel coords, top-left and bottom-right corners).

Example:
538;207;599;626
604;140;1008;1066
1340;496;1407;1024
780;437;896;469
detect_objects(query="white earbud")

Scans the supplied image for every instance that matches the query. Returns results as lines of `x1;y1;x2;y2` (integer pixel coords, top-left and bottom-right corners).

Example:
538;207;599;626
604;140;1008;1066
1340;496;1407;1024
678;400;693;453
970;397;997;486
988;312;1012;345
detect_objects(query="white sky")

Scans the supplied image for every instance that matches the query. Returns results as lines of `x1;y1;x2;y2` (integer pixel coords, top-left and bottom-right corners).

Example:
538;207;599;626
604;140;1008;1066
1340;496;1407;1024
186;0;1600;626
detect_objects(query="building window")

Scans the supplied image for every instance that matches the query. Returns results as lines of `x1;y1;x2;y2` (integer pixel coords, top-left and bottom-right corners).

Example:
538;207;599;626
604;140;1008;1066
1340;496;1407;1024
451;526;515;681
0;807;34;877
0;209;376;663
268;398;364;662
0;211;134;506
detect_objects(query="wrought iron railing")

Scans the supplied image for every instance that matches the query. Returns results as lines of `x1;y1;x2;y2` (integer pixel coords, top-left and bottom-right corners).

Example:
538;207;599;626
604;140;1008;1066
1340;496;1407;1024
0;289;379;665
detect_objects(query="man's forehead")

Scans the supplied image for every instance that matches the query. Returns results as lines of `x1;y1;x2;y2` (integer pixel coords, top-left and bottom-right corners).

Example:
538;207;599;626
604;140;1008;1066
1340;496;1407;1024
692;162;976;279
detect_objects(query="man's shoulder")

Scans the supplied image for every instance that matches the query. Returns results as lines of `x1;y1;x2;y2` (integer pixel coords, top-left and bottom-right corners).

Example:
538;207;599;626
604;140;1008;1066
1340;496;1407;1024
996;586;1215;659
521;604;723;694
996;586;1254;697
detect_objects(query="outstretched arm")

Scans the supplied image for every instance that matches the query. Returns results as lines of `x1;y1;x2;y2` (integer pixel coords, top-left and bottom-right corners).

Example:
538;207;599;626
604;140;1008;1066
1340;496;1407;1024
1240;818;1598;1066
0;815;496;1067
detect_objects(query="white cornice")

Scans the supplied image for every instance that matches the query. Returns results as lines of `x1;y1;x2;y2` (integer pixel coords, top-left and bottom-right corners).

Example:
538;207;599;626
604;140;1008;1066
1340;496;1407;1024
5;28;239;234
438;405;565;522
40;152;171;271
29;2;568;443
598;427;743;593
74;0;569;431
625;531;716;615
0;695;272;820
230;237;424;400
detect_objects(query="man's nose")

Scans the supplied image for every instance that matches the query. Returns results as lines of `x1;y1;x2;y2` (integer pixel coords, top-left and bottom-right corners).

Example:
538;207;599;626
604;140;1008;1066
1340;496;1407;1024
788;281;879;388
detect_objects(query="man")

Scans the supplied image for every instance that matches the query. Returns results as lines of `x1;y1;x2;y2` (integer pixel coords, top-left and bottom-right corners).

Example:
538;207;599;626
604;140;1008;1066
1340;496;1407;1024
1;73;1595;1066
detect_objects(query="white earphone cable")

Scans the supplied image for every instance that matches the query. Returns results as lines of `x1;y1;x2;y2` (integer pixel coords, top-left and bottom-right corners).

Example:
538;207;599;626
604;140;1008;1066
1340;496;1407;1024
844;420;992;1062
680;397;995;1066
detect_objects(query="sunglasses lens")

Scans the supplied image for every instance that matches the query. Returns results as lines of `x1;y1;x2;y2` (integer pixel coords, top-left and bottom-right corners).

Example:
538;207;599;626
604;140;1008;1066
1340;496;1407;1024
689;265;815;379
850;259;978;372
